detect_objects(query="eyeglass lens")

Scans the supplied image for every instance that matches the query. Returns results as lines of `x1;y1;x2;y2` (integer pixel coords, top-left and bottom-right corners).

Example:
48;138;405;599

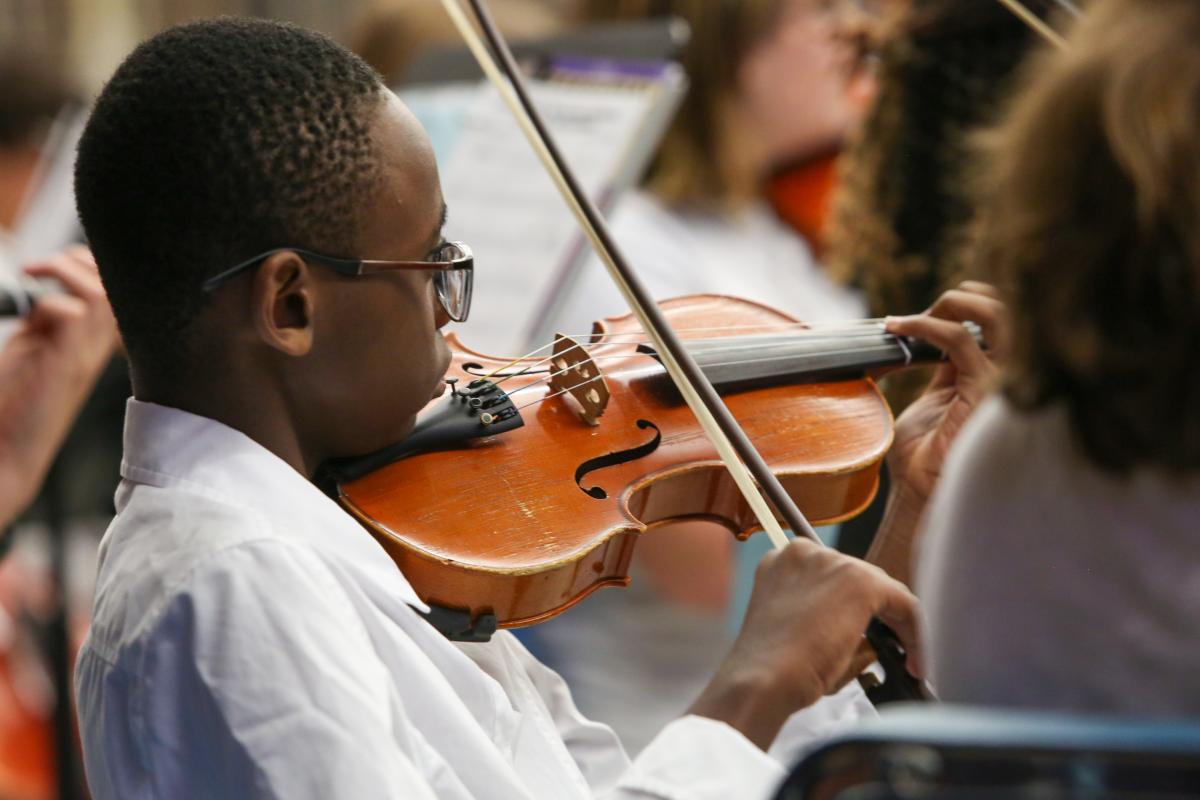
432;243;471;322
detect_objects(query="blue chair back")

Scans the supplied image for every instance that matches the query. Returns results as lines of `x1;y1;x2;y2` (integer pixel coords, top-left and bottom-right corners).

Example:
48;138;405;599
775;704;1200;799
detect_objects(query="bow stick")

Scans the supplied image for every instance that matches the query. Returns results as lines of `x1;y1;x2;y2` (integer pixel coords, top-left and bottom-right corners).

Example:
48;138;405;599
997;0;1068;49
437;0;926;704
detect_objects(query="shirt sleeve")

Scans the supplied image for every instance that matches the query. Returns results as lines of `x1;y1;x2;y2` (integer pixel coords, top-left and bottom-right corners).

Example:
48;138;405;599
767;682;875;766
504;629;798;800
132;539;439;800
614;716;785;800
619;685;872;800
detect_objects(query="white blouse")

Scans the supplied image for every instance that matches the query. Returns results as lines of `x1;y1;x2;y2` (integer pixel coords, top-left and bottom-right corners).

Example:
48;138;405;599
548;189;864;336
76;400;861;799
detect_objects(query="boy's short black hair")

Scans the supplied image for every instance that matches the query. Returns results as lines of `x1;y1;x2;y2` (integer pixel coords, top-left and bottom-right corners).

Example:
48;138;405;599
76;17;384;378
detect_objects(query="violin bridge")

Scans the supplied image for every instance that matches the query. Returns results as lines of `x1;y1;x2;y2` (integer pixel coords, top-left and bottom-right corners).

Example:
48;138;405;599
548;334;610;426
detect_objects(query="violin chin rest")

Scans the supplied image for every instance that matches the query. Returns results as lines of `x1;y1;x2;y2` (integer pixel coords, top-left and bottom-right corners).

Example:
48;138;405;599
315;379;524;491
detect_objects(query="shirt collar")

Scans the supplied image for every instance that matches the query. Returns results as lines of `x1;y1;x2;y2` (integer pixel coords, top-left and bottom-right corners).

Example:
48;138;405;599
120;398;428;612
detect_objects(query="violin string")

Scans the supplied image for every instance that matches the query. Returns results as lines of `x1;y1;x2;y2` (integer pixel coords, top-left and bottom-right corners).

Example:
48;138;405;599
581;320;885;352
509;339;912;413
511;342;908;413
685;342;909;375
481;339;570;381
513;374;605;412
627;328;895;354
563;314;985;355
495;327;899;397
494;328;902;398
558;325;895;357
481;317;890;376
552;327;894;358
547;317;889;343
500;357;608;398
485;319;891;389
500;350;673;399
487;347;571;385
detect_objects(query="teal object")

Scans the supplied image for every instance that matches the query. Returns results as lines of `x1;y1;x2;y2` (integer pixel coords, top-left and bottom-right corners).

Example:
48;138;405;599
776;704;1200;799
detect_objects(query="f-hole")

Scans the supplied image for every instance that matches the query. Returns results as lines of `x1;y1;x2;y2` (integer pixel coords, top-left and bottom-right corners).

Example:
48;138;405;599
463;361;548;378
574;420;662;499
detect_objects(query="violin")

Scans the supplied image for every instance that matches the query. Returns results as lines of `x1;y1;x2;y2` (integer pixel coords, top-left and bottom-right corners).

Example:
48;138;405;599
324;295;971;642
332;0;933;704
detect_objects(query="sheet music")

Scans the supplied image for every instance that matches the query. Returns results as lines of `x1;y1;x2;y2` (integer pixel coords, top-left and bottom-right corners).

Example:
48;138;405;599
403;63;683;356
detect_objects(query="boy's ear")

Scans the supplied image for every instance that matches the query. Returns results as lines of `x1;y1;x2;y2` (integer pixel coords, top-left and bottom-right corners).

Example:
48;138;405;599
251;251;315;357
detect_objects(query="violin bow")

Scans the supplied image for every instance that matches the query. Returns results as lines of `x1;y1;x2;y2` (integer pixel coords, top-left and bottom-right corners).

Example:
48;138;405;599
996;0;1068;49
437;0;926;704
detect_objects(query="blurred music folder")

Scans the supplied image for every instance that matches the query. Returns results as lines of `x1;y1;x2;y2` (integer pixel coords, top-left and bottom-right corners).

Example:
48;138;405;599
397;20;688;355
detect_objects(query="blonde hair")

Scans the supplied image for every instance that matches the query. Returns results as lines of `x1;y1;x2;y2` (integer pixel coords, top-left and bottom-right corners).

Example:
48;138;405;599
577;0;783;209
981;0;1200;472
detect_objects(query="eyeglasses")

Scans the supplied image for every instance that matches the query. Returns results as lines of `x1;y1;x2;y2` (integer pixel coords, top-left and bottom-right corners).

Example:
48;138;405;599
200;240;475;322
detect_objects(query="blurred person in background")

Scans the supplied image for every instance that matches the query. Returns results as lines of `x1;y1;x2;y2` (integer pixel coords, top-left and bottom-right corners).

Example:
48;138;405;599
0;51;125;521
536;0;887;755
0;248;117;529
0;49;121;800
919;0;1200;717
0;246;118;800
823;0;1049;556
552;0;871;333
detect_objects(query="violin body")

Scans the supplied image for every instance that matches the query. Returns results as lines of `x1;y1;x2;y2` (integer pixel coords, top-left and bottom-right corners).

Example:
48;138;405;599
337;295;894;631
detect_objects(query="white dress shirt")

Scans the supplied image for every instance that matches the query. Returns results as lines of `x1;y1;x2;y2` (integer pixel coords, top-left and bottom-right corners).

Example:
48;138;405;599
77;400;868;799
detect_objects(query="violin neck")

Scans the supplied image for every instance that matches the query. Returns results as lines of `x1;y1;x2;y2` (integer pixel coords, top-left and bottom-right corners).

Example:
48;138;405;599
643;329;951;389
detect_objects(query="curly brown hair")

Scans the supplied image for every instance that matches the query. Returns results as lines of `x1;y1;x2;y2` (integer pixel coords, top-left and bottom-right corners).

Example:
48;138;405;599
980;0;1200;472
828;0;1051;316
825;0;1052;410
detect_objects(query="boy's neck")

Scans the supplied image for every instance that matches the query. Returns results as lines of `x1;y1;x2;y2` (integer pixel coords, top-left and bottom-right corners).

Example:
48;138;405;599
133;371;322;479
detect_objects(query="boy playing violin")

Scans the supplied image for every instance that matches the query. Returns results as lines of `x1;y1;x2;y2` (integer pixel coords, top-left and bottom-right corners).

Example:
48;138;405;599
73;18;1000;799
